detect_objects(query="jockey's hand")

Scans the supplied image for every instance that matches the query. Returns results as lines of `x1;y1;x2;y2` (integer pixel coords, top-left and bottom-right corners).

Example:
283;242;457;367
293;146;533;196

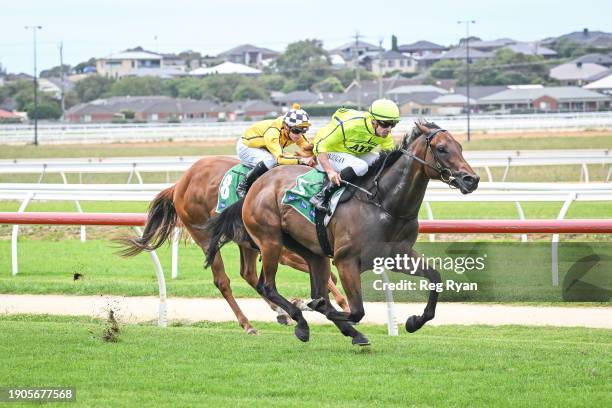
327;170;341;186
300;156;316;167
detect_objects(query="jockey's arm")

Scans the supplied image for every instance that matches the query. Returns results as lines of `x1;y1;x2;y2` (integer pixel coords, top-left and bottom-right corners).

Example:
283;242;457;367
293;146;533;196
263;127;301;165
317;153;341;185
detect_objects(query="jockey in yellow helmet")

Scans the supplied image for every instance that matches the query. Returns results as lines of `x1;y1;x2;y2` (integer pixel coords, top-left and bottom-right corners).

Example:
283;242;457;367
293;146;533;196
236;103;314;197
310;98;400;211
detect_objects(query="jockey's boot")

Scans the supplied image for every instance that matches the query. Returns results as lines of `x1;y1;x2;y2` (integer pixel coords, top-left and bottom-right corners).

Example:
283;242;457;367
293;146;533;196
236;161;269;198
310;168;357;213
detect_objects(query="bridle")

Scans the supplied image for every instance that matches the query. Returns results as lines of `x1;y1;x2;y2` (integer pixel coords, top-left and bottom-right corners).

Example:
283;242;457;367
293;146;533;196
345;128;457;219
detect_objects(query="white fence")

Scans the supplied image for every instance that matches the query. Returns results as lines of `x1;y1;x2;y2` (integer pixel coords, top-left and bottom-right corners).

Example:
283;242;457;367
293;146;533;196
1;149;611;183
2;111;612;144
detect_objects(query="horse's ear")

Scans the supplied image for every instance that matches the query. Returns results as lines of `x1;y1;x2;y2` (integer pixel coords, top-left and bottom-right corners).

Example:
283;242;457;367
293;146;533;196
415;122;430;134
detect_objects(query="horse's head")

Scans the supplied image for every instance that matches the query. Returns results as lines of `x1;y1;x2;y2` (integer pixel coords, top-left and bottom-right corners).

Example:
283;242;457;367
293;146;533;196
408;121;479;194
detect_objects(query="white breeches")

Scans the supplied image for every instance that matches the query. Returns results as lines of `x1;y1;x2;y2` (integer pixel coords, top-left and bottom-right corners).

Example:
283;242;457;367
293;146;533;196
315;152;379;176
236;140;277;169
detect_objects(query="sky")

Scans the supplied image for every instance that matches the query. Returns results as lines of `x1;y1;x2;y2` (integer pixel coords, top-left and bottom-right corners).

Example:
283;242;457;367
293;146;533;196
1;0;611;74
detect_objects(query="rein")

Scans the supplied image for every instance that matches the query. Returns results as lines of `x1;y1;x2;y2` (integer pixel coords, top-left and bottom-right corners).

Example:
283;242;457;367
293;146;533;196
354;128;457;219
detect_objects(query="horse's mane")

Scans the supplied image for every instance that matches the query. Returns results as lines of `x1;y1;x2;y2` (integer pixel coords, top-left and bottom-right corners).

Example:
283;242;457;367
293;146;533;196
364;120;441;179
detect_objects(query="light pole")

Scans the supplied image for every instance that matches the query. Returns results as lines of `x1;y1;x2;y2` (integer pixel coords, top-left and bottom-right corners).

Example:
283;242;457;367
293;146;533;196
457;20;475;142
25;25;42;146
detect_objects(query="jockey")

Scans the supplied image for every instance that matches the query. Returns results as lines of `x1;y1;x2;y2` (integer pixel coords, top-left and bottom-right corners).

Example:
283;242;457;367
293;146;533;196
236;103;314;197
310;98;400;211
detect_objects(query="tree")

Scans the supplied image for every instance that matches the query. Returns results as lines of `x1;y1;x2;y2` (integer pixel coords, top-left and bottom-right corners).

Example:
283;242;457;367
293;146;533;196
40;64;72;78
391;35;398;51
167;77;208;99
73;58;96;74
428;60;463;79
273;39;332;79
258;74;286;91
74;75;115;102
107;76;170;97
313;76;345;93
232;82;269;101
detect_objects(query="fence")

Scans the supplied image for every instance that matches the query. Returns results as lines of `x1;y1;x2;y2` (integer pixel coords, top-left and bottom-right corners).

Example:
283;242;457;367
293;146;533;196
2;112;612;144
2;211;612;331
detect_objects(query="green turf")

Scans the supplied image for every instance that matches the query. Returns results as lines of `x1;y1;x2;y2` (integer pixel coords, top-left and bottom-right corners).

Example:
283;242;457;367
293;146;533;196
0;315;609;407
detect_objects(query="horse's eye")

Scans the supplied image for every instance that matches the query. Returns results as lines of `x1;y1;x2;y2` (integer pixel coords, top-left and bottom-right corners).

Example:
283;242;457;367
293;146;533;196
437;146;447;153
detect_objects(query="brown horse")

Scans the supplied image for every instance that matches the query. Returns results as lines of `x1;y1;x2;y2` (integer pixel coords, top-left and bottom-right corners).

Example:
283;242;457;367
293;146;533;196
205;122;479;345
119;155;348;334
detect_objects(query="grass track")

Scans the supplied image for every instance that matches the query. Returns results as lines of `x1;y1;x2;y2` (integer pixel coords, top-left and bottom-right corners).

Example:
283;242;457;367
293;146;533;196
0;315;610;407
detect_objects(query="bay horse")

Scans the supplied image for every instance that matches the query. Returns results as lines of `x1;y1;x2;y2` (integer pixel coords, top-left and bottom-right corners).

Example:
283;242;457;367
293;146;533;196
118;155;348;334
205;122;479;345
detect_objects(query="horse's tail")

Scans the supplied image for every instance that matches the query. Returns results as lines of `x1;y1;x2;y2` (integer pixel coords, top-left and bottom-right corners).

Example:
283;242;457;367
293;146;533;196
204;198;248;268
116;186;177;257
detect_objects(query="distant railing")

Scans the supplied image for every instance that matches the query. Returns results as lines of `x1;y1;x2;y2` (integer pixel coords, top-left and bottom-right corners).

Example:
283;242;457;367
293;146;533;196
1;111;612;144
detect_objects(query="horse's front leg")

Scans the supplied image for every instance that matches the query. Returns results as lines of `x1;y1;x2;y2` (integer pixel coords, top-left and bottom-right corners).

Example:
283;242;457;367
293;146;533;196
388;247;441;333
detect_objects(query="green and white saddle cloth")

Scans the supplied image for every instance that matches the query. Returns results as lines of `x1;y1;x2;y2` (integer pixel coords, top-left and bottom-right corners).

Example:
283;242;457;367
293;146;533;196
215;163;252;213
281;169;345;224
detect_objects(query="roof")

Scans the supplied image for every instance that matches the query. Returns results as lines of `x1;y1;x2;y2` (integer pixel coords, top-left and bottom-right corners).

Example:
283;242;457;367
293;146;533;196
549;63;609;81
453;86;510;99
218;44;279;57
189;61;261;75
126;67;186;78
102;50;162;60
66;96;220;116
441;47;494;60
393;92;442;105
332;40;382;53
0;108;21;119
571;53;612;66
504;43;557;57
552;30;612;46
387;85;448;95
478;87;610;103
470;38;516;49
380;50;411;60
225;99;278;113
398;41;446;52
583;73;612;90
432;94;476;105
273;91;320;105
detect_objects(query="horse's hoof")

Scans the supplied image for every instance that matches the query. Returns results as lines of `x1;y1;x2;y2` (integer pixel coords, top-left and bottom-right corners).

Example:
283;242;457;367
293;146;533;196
405;315;421;333
246;327;258;335
352;334;370;346
276;314;292;326
294;325;310;342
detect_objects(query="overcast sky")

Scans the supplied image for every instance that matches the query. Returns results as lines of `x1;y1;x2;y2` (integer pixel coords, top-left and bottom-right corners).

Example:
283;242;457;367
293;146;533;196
1;0;610;74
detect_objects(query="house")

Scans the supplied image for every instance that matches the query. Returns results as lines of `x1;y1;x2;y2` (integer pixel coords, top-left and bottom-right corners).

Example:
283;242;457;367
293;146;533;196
469;38;516;52
0;108;25;123
504;43;557;58
217;44;279;67
125;67;186;79
583;73;612;95
371;51;417;76
452;85;510;99
339;78;425;107
387;85;448;101
223;100;279;121
431;94;478;116
543;29;612;48
331;40;383;63
37;77;75;99
65;96;221;123
549;62;609;86
189;61;261;76
440;47;494;61
477;86;611;112
571;54;612;68
273;91;321;107
96;48;162;78
397;40;447;57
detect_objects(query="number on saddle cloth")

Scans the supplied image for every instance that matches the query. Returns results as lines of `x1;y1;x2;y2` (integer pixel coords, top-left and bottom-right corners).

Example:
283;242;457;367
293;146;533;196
215;163;252;213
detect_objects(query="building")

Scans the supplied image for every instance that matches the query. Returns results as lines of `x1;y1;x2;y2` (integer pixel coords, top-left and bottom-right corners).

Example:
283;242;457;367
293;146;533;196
96;49;163;78
0;108;25;123
124;67;186;79
331;40;383;63
543;29;612;48
65;96;221;123
223;100;279;121
371;51;417;76
583;73;612;95
571;54;612;68
469;38;516;52
504;43;557;58
37;77;75;99
477;86;611;112
549;62;610;86
272;91;322;107
397;40;447;57
217;44;279;67
189;61;262;76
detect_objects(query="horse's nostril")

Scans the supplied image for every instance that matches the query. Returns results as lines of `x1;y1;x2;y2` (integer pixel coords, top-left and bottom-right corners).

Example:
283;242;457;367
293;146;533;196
463;175;479;187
